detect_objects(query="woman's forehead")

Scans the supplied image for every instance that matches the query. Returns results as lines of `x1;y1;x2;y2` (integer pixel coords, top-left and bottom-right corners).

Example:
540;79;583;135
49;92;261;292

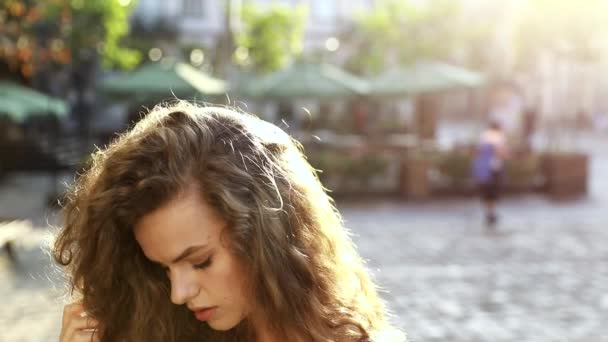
133;188;224;258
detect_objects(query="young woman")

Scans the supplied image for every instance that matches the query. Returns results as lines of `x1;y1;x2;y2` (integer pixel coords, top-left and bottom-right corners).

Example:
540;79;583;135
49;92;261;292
472;120;509;227
54;102;405;342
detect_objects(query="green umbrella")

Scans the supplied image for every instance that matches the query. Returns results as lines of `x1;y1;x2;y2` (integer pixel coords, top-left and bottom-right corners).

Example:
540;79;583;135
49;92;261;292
369;61;485;96
239;62;369;99
100;61;228;101
0;81;68;122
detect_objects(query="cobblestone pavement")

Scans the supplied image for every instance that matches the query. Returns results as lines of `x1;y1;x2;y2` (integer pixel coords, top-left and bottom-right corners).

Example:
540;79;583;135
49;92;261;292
0;174;65;342
342;196;608;342
2;140;608;341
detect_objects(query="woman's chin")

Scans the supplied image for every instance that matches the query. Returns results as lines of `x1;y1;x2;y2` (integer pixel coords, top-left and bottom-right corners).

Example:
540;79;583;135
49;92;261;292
206;317;240;331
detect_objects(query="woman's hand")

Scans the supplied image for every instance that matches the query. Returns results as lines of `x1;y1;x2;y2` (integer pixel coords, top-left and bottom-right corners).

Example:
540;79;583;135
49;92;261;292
59;303;99;342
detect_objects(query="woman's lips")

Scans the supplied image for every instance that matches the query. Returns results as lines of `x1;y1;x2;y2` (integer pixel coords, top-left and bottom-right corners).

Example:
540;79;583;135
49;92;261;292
193;306;218;322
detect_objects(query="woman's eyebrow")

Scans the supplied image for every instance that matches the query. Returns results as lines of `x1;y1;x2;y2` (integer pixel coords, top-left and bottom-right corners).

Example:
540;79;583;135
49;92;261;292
149;244;210;267
170;244;208;264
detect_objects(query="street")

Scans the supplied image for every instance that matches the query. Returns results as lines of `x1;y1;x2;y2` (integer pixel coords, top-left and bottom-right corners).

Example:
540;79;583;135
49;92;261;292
1;138;608;341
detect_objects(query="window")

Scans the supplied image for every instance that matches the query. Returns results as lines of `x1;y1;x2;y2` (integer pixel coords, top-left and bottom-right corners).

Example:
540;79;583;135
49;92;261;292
182;0;205;17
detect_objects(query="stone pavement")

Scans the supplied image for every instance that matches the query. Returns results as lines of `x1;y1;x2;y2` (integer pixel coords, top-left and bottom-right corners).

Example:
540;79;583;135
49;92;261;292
0;174;65;342
2;144;608;341
342;196;608;342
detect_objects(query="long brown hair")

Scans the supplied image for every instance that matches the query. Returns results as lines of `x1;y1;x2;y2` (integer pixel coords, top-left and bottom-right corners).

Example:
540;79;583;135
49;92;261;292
53;102;404;341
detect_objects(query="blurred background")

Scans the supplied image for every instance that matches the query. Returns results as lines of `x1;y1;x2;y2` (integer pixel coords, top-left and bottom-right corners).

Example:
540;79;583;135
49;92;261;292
1;0;608;341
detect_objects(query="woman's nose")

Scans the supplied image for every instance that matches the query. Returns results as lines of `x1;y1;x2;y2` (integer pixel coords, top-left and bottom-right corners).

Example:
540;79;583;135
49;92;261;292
169;269;199;305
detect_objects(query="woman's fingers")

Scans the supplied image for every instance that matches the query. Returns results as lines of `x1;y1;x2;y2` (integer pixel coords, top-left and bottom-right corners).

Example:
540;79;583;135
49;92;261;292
60;303;100;342
75;330;100;342
69;329;100;342
72;315;99;330
62;303;83;328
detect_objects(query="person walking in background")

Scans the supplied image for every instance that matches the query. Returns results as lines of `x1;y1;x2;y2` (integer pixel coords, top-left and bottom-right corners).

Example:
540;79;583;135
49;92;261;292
472;120;509;227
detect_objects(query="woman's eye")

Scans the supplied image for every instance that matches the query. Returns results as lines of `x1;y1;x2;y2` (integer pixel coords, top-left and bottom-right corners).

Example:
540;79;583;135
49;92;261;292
194;257;212;270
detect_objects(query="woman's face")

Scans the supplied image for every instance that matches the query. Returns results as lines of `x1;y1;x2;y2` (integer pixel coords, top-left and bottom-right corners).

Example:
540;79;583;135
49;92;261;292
134;186;249;331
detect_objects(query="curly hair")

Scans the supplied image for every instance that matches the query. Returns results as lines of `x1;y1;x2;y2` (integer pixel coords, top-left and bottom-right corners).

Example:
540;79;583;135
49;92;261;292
53;102;404;341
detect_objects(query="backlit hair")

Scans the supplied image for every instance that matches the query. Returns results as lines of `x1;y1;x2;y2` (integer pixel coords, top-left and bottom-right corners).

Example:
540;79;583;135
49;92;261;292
53;102;404;341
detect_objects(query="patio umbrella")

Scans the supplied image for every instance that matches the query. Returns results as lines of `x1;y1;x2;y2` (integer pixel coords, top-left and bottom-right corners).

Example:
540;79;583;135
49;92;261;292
0;81;68;122
100;61;228;101
369;61;485;96
238;62;369;99
0;82;69;197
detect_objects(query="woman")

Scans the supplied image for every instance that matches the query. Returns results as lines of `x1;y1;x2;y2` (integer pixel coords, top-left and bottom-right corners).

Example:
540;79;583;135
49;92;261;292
472;120;509;227
54;102;405;341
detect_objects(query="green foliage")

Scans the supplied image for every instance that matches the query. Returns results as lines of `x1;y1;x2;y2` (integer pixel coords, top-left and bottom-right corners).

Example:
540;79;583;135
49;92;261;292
0;0;140;79
348;0;473;74
436;150;472;188
235;3;306;73
49;0;141;69
435;149;542;191
308;149;390;188
99;0;141;69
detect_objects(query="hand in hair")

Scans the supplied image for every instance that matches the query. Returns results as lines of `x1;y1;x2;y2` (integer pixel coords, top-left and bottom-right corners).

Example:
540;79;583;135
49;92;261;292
59;303;100;342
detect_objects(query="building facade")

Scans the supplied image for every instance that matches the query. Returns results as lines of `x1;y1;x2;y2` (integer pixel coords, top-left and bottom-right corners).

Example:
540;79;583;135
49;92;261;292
132;0;375;53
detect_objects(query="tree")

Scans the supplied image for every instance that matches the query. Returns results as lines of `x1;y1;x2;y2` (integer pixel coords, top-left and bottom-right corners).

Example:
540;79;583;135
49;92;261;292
346;0;467;75
234;3;306;74
1;0;142;156
0;0;141;82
